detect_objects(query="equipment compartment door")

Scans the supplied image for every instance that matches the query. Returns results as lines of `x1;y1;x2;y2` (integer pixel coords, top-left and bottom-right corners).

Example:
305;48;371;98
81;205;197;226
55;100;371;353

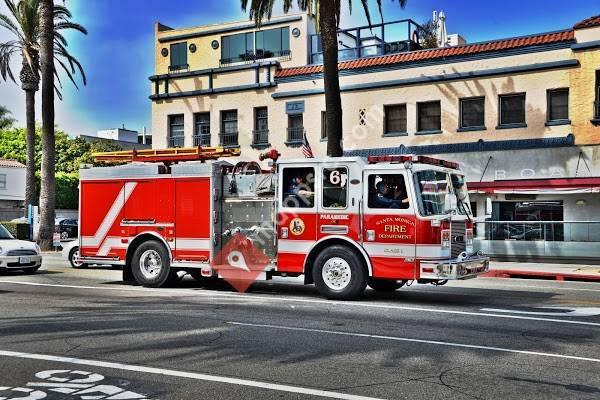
174;178;212;262
362;170;417;279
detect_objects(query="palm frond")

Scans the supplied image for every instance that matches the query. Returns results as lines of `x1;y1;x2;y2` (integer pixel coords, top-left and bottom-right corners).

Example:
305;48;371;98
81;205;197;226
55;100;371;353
0;13;22;38
54;21;87;35
0;40;19;82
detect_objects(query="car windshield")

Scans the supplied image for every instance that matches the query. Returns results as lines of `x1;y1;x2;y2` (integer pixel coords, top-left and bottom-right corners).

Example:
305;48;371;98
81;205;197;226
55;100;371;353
0;225;15;239
413;170;471;216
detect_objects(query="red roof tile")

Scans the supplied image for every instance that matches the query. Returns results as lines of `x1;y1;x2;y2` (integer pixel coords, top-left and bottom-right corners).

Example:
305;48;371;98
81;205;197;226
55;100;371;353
276;30;575;79
574;15;600;29
0;159;26;168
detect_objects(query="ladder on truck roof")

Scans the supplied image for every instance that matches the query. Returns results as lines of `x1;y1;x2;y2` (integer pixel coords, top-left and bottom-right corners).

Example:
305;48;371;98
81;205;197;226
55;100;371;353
92;146;241;164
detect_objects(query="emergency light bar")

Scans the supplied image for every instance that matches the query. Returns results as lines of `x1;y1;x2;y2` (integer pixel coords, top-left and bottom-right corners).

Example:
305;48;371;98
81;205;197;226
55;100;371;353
367;154;459;169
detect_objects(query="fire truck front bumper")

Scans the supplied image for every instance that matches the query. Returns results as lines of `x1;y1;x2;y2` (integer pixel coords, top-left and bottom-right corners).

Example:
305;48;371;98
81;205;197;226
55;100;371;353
419;256;489;280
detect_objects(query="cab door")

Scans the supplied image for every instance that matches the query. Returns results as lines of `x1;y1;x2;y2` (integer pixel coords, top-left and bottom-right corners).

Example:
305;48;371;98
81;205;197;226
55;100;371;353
362;169;417;279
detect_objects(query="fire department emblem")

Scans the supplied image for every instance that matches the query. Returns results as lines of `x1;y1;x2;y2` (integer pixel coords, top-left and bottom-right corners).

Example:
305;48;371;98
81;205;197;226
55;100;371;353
213;233;271;293
289;217;305;236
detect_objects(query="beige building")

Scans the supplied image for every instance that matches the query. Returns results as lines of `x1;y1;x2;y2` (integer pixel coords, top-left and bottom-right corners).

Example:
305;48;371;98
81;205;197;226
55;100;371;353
150;13;600;260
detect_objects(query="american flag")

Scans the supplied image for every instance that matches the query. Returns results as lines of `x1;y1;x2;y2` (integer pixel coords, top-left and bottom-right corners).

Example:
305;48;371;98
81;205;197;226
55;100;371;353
301;131;314;158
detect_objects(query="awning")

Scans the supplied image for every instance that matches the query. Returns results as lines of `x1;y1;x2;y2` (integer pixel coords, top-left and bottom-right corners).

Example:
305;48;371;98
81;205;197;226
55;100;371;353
468;177;600;195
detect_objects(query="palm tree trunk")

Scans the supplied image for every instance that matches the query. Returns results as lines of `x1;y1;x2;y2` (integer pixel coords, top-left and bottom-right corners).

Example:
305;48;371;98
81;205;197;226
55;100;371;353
38;0;55;250
24;89;36;217
319;0;343;157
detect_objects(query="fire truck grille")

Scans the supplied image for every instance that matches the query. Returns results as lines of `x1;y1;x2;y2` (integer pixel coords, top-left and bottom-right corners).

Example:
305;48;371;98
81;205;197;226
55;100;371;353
451;223;466;258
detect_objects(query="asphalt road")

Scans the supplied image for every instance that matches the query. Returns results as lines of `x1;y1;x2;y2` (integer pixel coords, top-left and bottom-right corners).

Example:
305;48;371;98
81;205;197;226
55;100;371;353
0;254;599;400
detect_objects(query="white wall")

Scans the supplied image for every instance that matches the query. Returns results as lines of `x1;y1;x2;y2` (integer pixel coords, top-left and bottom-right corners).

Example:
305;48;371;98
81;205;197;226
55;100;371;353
0;166;25;201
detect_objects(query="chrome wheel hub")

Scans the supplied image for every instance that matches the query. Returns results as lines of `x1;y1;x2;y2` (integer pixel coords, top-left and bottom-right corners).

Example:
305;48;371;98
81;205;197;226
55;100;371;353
139;250;162;280
72;250;83;267
322;257;351;290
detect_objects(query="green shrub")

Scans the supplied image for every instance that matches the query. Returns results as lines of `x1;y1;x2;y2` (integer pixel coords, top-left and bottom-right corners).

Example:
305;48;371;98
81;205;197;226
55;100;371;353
35;171;79;209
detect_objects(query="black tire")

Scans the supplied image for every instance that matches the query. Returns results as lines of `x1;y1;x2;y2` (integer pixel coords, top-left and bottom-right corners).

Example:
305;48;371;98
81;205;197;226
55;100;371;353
313;245;367;300
69;247;87;269
368;278;406;292
131;240;173;288
22;267;40;274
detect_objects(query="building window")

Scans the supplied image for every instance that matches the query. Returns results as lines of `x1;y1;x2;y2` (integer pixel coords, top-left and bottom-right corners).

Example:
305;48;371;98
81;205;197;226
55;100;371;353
417;101;441;133
384;104;407;135
221;32;254;64
220;110;238;147
546;89;569;123
168;114;184;148
253;107;269;145
193;112;210;146
255;27;290;59
459;97;485;130
321;111;327;140
595;71;600;120
499;93;526;127
0;174;6;190
169;42;188;71
287;114;304;143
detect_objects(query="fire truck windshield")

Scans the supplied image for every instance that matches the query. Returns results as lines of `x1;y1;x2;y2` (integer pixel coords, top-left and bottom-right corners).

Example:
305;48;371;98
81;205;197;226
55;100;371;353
413;170;471;216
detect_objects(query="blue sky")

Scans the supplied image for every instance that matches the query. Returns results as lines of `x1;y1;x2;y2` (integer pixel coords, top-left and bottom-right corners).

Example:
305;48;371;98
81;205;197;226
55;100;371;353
0;0;598;136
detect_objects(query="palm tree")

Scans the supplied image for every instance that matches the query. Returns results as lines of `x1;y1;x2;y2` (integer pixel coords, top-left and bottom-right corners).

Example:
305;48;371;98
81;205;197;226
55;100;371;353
241;0;407;157
0;105;15;129
0;0;87;221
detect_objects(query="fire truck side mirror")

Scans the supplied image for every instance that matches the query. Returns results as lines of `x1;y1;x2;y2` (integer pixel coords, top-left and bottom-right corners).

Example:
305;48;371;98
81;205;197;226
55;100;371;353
485;197;493;218
444;193;458;213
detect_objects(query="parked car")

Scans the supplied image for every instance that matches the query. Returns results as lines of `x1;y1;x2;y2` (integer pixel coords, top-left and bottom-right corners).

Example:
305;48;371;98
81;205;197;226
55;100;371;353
56;218;78;240
61;240;86;268
0;224;42;274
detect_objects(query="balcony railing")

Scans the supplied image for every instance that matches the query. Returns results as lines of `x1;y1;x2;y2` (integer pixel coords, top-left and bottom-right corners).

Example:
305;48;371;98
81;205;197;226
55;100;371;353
252;129;269;146
193;133;211;146
310;19;422;65
481;221;600;242
220;50;291;67
169;64;189;73
219;131;239;147
286;127;304;143
168;136;184;148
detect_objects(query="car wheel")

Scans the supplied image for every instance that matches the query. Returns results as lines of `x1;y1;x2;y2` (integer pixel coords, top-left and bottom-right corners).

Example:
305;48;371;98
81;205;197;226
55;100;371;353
368;278;406;292
313;245;367;300
131;240;174;288
22;267;40;274
69;247;87;269
61;231;69;240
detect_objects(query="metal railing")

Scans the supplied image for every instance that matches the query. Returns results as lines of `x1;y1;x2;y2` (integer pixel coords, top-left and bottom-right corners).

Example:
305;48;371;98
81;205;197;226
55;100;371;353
286;127;304;143
481;221;600;242
168;136;184;148
193;133;211;146
169;64;189;73
220;50;291;66
252;129;269;146
219;131;239;147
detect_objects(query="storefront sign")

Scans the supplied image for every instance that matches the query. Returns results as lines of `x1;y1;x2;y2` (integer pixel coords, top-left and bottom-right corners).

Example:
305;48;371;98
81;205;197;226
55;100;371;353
286;101;304;114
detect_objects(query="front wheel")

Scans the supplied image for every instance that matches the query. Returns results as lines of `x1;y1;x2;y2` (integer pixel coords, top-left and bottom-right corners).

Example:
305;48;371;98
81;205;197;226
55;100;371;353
131;240;173;288
313;245;367;300
368;278;406;292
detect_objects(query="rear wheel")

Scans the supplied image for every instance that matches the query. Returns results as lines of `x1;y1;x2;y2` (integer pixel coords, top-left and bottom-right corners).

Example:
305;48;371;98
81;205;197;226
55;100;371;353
313;245;367;300
69;247;87;269
368;278;406;292
131;240;173;288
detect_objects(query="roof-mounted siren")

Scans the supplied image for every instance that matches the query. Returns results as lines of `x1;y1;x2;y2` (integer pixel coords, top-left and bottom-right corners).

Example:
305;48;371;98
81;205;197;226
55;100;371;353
367;154;459;169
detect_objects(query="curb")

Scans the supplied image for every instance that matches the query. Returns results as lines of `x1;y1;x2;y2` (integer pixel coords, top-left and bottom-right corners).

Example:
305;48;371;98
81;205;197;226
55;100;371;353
483;269;600;282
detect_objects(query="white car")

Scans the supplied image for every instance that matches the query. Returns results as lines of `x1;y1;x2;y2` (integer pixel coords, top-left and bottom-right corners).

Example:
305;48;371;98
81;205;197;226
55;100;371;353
61;240;86;268
0;225;42;274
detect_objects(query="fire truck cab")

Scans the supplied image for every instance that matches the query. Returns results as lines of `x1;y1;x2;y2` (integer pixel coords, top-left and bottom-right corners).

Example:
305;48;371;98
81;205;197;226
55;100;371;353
79;149;489;300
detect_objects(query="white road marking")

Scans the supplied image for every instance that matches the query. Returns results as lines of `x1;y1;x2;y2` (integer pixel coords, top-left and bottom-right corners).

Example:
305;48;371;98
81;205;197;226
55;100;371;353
481;307;600;317
0;350;383;400
229;322;600;363
1;280;600;327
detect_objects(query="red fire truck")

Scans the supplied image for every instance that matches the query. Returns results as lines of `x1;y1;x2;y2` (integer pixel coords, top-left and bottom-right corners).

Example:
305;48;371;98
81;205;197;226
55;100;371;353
79;147;489;300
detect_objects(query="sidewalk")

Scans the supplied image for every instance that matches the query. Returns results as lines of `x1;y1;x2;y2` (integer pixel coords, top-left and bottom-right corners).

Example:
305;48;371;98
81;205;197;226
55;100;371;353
484;261;600;282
